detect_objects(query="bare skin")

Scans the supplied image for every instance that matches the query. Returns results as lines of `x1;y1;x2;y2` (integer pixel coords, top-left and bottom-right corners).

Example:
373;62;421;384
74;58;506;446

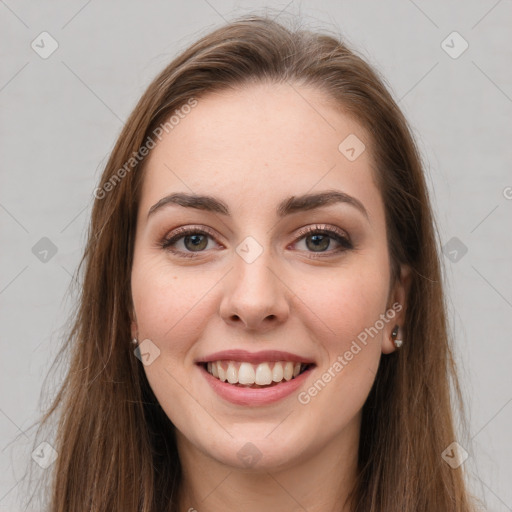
130;82;410;512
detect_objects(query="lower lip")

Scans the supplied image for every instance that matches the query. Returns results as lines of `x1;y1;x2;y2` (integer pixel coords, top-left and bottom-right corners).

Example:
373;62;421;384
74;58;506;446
200;364;314;406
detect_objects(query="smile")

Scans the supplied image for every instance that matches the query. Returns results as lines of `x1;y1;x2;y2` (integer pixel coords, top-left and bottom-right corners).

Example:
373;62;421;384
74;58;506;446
203;360;312;387
196;349;315;405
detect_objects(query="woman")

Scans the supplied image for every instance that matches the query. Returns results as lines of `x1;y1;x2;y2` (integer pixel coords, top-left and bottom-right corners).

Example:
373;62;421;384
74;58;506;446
32;14;479;512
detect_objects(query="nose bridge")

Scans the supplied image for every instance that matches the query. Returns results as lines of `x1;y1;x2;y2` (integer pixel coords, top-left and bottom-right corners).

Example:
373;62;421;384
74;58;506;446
233;239;280;304
219;235;289;329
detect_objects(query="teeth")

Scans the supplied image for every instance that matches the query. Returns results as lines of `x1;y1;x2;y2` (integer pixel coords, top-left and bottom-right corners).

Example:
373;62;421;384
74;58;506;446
238;362;256;385
283;362;293;381
272;362;284;382
218;364;226;382
226;362;237;384
205;360;309;386
255;362;272;385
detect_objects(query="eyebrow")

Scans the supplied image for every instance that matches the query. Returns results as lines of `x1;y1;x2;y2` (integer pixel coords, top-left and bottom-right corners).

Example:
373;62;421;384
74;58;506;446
147;190;369;221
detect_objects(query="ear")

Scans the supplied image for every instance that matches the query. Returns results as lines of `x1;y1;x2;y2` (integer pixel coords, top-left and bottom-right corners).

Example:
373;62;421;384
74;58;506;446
382;264;412;355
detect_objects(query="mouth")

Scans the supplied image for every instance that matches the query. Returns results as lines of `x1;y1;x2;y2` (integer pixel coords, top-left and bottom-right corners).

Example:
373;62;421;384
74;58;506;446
196;349;316;405
199;360;314;389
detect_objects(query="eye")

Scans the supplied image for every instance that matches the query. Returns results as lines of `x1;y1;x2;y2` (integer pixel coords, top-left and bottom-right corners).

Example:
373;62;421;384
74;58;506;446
291;224;353;258
160;224;353;259
160;226;221;258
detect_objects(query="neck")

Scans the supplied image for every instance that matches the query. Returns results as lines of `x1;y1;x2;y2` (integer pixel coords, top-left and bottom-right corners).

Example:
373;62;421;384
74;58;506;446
175;420;360;512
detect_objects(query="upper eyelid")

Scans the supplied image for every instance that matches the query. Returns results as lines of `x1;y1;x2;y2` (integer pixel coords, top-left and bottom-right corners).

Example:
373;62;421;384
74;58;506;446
294;224;350;240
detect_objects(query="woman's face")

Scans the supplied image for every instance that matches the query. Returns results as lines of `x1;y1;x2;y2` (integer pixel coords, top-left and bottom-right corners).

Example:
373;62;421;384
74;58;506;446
130;82;408;471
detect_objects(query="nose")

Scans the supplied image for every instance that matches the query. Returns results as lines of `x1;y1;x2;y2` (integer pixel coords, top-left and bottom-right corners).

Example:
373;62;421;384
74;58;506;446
219;247;290;332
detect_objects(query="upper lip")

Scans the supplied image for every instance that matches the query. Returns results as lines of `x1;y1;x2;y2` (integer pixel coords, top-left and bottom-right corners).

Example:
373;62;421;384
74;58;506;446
196;349;315;365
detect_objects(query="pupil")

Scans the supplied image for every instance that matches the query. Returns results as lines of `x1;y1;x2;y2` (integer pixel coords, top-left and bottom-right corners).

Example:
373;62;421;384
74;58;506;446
307;234;329;251
185;234;207;251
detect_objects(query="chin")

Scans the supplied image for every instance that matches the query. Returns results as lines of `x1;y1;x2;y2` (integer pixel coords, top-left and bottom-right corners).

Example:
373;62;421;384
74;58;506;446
207;439;302;472
186;421;316;472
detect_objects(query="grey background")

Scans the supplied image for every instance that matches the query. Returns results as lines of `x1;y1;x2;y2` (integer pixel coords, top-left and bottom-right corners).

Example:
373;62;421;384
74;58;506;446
1;0;511;510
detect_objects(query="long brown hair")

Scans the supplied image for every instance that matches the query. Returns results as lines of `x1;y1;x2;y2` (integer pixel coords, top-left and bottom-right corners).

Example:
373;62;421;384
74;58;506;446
29;14;479;511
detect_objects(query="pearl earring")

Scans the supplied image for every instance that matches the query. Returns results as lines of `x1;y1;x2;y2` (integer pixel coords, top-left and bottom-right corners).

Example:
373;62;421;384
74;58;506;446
391;325;403;349
132;338;138;345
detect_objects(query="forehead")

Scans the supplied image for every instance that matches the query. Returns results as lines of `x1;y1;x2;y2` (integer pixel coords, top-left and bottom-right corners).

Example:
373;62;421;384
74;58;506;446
139;82;382;222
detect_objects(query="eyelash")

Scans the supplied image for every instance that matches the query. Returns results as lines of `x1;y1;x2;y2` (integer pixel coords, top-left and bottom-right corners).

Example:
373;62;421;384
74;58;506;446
160;224;353;260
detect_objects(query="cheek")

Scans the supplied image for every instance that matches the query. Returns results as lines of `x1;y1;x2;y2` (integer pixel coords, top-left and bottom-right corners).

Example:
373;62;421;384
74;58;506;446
130;255;217;356
295;263;389;396
292;271;388;428
296;262;390;343
130;258;218;428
